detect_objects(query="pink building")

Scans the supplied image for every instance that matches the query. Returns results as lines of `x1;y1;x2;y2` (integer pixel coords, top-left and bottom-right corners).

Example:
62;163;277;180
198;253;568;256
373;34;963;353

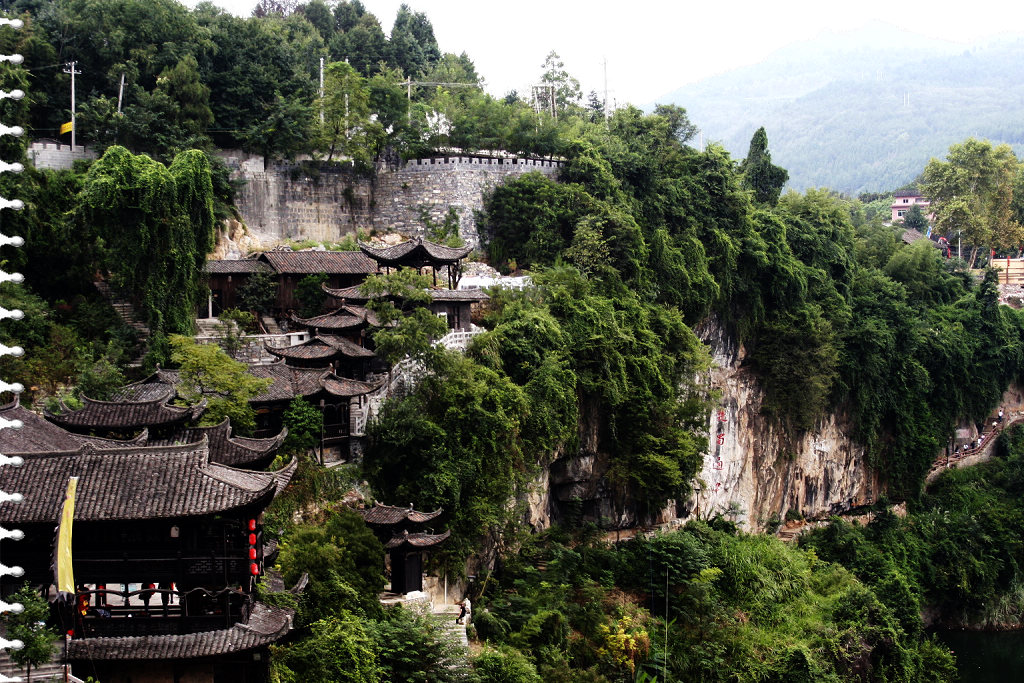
891;191;932;223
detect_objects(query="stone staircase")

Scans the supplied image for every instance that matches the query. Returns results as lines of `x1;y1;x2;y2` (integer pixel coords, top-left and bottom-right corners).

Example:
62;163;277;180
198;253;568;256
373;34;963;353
261;315;284;335
428;606;472;680
0;643;68;682
93;280;150;339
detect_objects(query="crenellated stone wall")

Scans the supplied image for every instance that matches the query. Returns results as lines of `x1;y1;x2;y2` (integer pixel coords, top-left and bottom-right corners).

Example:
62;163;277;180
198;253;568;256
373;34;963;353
219;151;562;248
28;140;96;170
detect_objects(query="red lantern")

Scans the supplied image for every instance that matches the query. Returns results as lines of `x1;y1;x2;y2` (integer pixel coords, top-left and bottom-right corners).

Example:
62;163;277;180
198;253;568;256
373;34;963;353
248;519;257;531
250;563;259;576
248;533;256;545
249;547;257;560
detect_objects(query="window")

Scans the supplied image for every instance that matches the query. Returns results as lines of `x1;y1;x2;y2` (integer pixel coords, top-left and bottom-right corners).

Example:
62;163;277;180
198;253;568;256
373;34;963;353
897;210;905;217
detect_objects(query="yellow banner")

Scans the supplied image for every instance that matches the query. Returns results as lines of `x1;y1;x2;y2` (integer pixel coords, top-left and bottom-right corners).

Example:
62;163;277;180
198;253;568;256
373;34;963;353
56;477;77;596
59;121;73;135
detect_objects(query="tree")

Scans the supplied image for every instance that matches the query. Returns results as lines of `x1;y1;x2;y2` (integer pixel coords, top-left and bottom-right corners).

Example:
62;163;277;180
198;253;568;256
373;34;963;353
388;3;440;77
539;50;581;113
740;127;789;206
155;54;213;137
4;583;58;681
295;272;329;318
169;335;271;435
902;203;929;231
237;269;279;318
76;146;216;336
922;138;1024;268
361;268;448;367
282;396;323;453
272;613;382;682
318;61;378;163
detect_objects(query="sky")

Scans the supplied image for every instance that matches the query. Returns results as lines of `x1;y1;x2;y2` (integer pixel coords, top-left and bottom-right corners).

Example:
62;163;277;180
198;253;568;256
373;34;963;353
186;0;1024;106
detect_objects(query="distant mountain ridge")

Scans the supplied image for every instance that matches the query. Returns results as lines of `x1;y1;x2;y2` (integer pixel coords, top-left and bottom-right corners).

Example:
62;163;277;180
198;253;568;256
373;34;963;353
654;23;1024;194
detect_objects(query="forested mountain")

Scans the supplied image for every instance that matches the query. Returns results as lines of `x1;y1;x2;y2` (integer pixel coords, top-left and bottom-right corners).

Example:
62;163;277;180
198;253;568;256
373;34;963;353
656;23;1024;193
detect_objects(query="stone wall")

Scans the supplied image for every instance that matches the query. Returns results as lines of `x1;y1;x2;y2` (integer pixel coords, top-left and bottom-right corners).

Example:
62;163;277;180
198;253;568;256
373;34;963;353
27;140;96;170
218;150;375;246
225;153;562;248
372;156;562;248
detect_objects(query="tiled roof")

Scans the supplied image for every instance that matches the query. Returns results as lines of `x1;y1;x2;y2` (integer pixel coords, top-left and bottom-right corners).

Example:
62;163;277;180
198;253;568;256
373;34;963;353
151;419;287;468
384;529;451;550
44;394;200;431
321;376;381;397
291;305;380;330
259;250;378;275
359;237;473;266
0;442;281;524
0;400;112;452
265;335;375;362
359;503;443;526
429;288;490;302
248;362;328;402
322;282;385;302
67;602;293;661
203;259;273;274
111;380;175;403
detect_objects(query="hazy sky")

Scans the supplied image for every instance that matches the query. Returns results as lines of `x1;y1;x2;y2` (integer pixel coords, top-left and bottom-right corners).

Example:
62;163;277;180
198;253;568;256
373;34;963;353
187;0;1024;106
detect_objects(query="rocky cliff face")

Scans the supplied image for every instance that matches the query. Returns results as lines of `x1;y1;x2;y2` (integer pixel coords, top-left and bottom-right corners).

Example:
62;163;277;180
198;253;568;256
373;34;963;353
688;319;880;532
538;318;880;533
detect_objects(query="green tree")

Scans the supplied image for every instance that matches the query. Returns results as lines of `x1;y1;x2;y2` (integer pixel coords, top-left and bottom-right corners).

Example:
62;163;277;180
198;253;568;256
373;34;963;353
76;146;216;336
237;269;279;317
922;138;1024;267
318;61;378;163
361;268;448;367
295;272;329;318
539;50;581;113
282;396;323;453
155;54;214;137
4;584;58;680
272;613;382;682
902;203;929;231
387;3;440;77
473;646;542;683
368;606;467;682
169;335;271;434
740;127;789;206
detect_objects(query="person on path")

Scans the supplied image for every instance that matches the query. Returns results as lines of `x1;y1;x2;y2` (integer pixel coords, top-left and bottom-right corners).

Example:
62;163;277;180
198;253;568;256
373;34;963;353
456;600;467;624
999;407;1005;423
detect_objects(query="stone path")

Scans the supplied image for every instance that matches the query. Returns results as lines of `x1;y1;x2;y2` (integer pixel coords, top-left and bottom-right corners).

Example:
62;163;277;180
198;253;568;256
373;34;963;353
925;411;1024;485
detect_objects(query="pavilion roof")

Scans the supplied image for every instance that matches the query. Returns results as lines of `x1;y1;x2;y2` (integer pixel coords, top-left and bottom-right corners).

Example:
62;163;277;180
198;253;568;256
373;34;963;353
150;419;288;469
359;502;443;526
67;602;293;661
321;282;385;302
44;393;203;432
265;335;375;362
258;250;378;275
0;399;145;453
0;441;296;524
359;237;473;268
428;288;490;302
248;361;380;402
289;305;379;331
384;529;451;551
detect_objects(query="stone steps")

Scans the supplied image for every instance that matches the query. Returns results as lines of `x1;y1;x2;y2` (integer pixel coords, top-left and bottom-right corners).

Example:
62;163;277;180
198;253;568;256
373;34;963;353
0;641;67;682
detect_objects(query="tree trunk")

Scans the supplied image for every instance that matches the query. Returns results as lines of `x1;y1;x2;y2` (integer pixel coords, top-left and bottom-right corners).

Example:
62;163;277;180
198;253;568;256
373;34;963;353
968;245;979;269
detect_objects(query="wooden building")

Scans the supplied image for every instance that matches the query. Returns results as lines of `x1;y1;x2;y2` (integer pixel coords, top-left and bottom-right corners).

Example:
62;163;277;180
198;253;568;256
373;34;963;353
0;440;297;682
358;504;449;594
323;283;489;333
264;335;377;378
202;249;379;318
358;237;473;289
44;386;205;440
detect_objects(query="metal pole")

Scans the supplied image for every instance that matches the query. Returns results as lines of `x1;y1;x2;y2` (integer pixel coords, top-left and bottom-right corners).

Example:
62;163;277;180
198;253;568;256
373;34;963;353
62;61;81;148
319;57;324;124
117;71;125;115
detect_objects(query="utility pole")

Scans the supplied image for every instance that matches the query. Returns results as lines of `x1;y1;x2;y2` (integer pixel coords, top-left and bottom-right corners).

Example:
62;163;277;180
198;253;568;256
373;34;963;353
116;71;125;115
602;57;609;124
319;57;324;124
62;61;81;148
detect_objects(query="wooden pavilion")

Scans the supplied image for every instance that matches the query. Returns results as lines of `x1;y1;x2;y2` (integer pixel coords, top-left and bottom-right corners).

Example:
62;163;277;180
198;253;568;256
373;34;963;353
358;237;473;288
0;440;297;682
358;504;449;594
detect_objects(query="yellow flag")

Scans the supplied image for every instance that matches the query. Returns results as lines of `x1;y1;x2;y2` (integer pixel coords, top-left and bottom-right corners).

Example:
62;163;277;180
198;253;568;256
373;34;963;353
55;477;78;597
59;121;73;135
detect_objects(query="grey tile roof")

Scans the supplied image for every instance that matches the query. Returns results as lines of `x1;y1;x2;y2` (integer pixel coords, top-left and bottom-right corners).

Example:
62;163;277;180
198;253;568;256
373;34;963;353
359;237;473;266
203;259;273;274
265;335;375;362
428;288;490;302
0;400;131;452
259;250;378;275
44;394;200;431
0;442;282;524
151;419;287;468
67;602;293;661
384;529;451;550
359;503;443;526
320;375;381;397
248;362;329;402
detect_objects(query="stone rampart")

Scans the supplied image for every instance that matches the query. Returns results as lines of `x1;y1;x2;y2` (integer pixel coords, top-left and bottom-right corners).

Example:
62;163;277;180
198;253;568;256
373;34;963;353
225;153;562;249
27;141;96;170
